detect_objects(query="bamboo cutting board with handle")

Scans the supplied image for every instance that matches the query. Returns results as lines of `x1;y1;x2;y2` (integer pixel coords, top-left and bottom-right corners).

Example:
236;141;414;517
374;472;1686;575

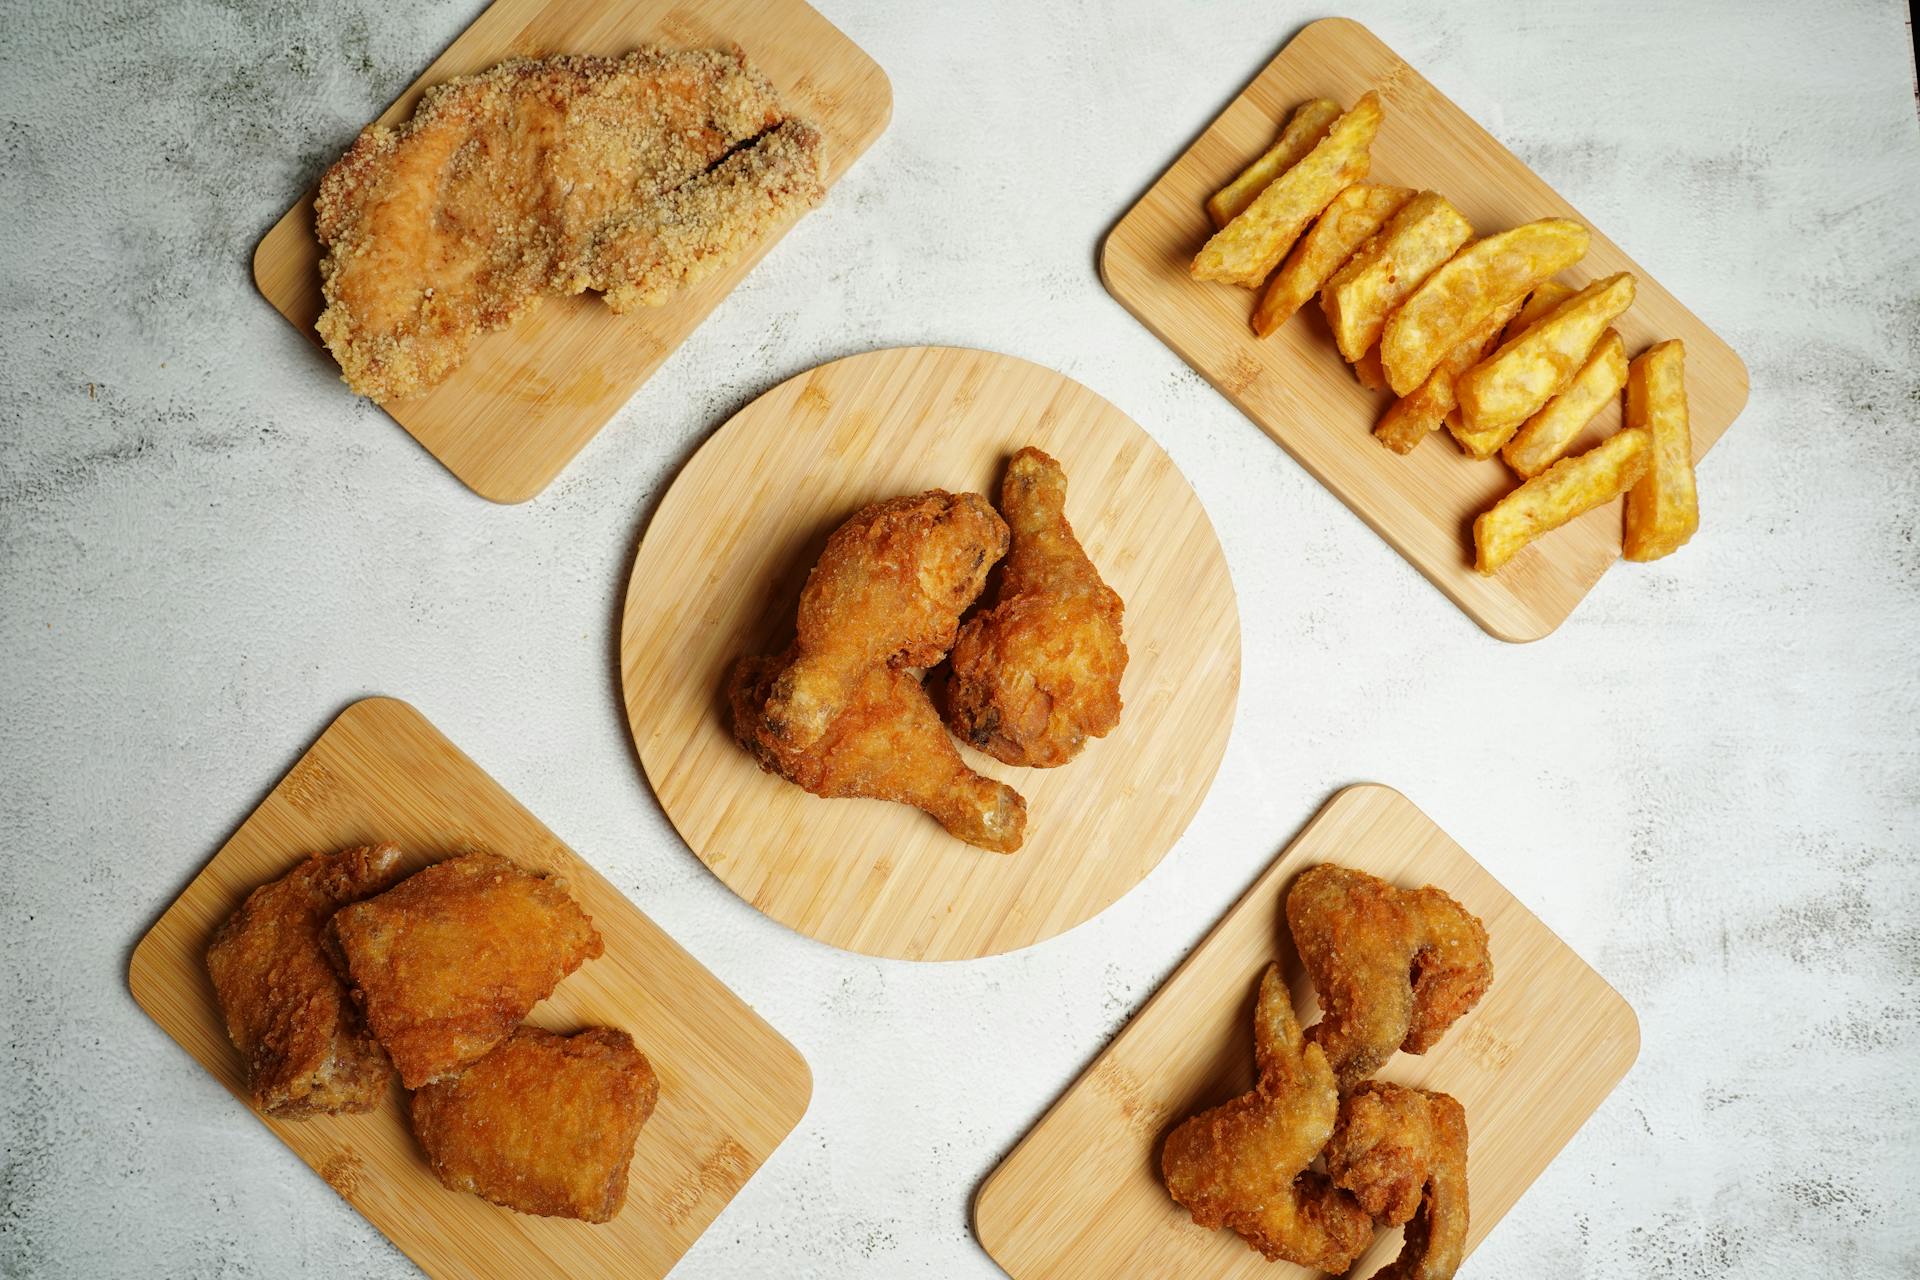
975;783;1639;1279
620;346;1240;960
129;697;812;1280
1103;17;1747;641
253;0;891;503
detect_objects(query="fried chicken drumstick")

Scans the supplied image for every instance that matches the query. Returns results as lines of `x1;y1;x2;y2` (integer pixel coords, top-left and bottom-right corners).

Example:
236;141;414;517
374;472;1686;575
316;46;825;401
1287;864;1493;1089
944;447;1127;767
1326;1081;1471;1280
1162;964;1375;1271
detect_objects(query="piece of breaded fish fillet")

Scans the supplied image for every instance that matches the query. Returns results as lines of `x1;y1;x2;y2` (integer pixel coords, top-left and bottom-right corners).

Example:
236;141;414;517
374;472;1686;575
412;1026;660;1223
314;46;827;402
328;852;603;1088
205;843;407;1117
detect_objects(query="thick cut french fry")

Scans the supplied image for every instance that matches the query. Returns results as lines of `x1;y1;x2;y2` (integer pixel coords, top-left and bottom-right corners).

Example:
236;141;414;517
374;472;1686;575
1207;99;1344;229
1320;191;1473;363
1447;279;1588;458
1623;339;1698;560
1456;273;1635;441
1504;280;1576;342
1474;428;1650;574
1353;347;1386;391
1380;219;1590;395
1502;329;1628;477
1192;93;1383;289
1253;184;1413;337
1375;295;1525;454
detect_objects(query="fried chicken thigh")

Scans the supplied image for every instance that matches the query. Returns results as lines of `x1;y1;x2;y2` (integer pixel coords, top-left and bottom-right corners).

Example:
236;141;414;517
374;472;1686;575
755;491;1009;750
945;447;1127;767
328;852;604;1087
731;651;1026;852
315;46;826;401
205;843;407;1117
1326;1081;1471;1280
1162;964;1375;1271
1286;864;1493;1089
411;1026;659;1223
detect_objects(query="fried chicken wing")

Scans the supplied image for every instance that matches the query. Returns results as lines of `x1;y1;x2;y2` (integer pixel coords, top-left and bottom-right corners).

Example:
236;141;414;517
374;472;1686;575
1287;865;1493;1089
315;46;826;401
205;843;407;1117
1162;964;1375;1271
1326;1082;1471;1280
411;1026;659;1223
328;852;604;1087
731;651;1026;852
944;447;1127;768
756;491;1009;751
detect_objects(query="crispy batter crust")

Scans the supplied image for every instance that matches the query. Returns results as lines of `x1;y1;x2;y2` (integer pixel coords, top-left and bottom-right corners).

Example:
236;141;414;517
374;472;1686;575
944;448;1127;768
1326;1082;1471;1280
314;46;826;401
1286;864;1493;1089
205;843;406;1117
411;1026;659;1223
328;852;604;1088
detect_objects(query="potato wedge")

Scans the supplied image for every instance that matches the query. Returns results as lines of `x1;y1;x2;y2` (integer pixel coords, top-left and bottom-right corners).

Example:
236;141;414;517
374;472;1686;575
1253;184;1413;336
1320;191;1473;363
1456;272;1635;447
1207;98;1343;229
1447;280;1588;458
1192;93;1383;288
1374;295;1525;454
1352;347;1387;391
1474;427;1650;574
1502;329;1628;477
1380;218;1590;395
1623;339;1699;560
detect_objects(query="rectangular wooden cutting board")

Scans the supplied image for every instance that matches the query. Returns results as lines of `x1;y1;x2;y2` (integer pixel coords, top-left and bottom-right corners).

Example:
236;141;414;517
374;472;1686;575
974;783;1639;1279
253;0;892;503
1102;17;1747;641
129;697;812;1280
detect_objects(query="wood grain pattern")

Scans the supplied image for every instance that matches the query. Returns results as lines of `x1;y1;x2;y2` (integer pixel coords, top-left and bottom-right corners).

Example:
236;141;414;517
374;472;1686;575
975;783;1639;1279
253;0;891;503
1102;17;1748;642
619;346;1239;960
129;697;811;1280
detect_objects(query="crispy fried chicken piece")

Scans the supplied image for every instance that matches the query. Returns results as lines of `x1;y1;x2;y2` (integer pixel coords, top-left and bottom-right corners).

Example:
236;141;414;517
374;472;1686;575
1287;864;1493;1090
315;46;826;402
944;447;1127;767
755;491;1009;751
1326;1081;1471;1280
205;843;407;1117
731;651;1026;852
328;852;604;1088
1162;964;1376;1271
411;1026;659;1223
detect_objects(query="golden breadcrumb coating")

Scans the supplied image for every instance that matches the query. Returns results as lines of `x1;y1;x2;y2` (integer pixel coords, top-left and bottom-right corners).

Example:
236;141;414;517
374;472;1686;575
1326;1081;1471;1280
328;852;603;1088
205;843;406;1117
315;46;826;401
411;1026;659;1223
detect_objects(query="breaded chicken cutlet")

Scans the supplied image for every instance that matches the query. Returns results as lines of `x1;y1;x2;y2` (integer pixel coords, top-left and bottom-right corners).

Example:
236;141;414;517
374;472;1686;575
328;852;603;1088
412;1026;659;1223
205;843;407;1117
315;46;826;402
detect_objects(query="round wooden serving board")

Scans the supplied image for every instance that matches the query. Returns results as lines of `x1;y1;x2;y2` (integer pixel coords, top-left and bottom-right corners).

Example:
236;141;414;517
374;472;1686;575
620;346;1239;960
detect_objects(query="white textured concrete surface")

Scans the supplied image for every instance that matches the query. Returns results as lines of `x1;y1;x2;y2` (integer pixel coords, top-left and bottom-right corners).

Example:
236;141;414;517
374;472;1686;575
3;0;1917;1275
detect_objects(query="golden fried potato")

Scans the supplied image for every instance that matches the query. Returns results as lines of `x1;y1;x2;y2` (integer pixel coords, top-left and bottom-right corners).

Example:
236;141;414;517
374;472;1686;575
1446;281;1584;458
1623;339;1699;560
1456;273;1636;442
1374;295;1524;454
1352;347;1387;391
1474;427;1650;574
1379;218;1590;395
1503;329;1628;477
1253;183;1412;337
1503;279;1577;339
1192;93;1382;288
1208;98;1343;229
1321;191;1473;363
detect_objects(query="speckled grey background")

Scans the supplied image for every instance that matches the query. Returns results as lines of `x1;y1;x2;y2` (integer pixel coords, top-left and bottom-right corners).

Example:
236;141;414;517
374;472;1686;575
3;0;1917;1276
